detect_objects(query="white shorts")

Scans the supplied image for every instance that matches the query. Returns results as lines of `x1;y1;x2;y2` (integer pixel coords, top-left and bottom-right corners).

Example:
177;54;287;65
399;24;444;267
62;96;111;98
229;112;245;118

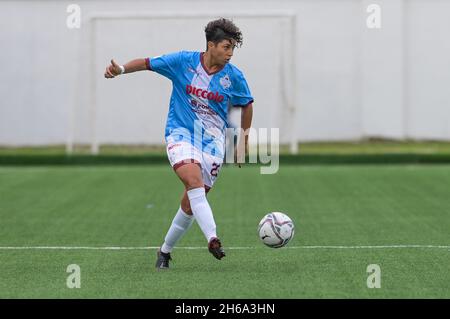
166;141;224;188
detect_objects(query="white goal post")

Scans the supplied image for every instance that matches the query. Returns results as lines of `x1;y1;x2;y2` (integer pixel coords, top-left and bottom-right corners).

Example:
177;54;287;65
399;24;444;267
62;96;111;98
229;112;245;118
66;12;298;155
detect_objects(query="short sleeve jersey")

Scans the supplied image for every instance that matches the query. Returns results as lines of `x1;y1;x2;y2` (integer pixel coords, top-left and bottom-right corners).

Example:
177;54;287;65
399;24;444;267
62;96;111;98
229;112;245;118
145;51;253;158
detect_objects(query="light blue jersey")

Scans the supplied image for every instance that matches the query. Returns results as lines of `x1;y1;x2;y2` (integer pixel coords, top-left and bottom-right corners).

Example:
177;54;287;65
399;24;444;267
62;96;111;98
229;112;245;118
145;51;253;158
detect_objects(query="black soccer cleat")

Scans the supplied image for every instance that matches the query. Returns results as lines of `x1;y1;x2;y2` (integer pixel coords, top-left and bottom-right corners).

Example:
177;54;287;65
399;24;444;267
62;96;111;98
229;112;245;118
155;248;172;270
208;237;226;260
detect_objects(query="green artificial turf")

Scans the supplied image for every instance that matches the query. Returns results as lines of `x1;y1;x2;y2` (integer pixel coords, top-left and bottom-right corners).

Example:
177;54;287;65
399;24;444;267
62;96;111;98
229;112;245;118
0;164;449;298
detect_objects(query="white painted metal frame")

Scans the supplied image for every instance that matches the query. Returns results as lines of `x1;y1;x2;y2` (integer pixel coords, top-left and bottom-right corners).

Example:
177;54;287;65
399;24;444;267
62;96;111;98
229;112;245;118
66;12;297;154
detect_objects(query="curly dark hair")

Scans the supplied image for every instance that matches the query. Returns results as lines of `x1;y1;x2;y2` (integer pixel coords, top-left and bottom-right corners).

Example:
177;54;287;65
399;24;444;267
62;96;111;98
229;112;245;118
204;18;243;50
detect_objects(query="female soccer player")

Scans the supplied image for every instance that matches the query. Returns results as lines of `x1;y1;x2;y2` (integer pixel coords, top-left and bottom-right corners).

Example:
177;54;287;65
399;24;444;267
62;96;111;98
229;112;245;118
104;18;254;269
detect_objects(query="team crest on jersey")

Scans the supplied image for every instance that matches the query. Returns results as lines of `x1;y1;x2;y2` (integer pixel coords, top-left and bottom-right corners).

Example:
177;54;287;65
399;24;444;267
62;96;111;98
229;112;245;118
220;74;231;89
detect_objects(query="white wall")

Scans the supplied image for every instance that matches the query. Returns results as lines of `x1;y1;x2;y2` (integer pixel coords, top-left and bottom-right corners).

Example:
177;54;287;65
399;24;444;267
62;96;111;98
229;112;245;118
1;0;450;147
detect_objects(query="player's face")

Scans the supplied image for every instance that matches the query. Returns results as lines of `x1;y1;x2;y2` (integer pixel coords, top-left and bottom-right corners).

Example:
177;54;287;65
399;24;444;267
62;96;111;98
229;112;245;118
210;39;236;65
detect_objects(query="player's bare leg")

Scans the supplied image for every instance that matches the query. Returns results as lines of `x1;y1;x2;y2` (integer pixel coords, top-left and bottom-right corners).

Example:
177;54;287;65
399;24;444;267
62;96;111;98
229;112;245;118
176;162;225;260
157;162;224;269
180;186;211;215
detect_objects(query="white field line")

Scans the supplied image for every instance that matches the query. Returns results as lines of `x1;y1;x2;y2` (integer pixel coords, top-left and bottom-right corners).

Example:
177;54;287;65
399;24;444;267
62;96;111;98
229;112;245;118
0;245;449;250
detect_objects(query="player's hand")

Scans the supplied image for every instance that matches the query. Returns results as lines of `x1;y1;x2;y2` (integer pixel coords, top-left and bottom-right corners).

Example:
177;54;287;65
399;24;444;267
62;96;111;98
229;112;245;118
104;59;122;78
234;147;241;168
233;145;241;168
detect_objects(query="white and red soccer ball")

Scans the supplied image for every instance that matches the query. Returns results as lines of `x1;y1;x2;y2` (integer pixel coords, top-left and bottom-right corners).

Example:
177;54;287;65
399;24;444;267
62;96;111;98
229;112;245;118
258;212;295;248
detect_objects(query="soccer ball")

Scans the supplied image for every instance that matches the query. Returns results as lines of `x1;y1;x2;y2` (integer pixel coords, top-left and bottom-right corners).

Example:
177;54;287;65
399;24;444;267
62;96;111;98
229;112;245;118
257;212;295;248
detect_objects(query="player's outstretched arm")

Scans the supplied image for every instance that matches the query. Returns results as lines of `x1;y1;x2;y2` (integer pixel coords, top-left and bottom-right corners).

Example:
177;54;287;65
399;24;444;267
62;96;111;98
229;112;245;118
104;58;147;78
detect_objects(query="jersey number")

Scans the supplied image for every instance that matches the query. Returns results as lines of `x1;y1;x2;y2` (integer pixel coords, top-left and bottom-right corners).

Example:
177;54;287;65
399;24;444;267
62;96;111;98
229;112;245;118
210;163;221;177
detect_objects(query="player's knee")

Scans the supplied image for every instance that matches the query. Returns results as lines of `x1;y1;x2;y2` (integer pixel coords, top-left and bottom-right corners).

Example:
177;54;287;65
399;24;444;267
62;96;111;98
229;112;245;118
181;203;192;215
181;197;192;215
184;177;204;190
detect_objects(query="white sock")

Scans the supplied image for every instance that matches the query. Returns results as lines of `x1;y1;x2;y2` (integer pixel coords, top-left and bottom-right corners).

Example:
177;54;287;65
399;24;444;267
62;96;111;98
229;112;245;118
187;187;217;242
160;206;195;254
